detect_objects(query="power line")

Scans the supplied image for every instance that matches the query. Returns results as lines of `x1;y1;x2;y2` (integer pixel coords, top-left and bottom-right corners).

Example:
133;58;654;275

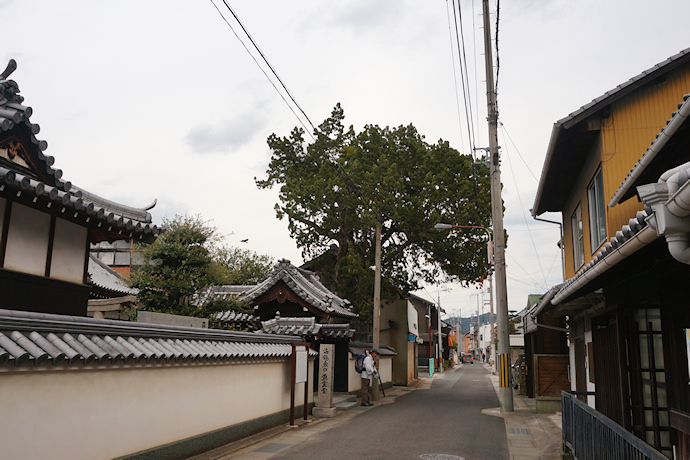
471;0;481;149
506;251;543;288
210;0;315;139
499;122;539;182
445;0;466;150
494;0;501;97
501;127;547;286
506;274;542;289
450;0;476;154
542;251;561;290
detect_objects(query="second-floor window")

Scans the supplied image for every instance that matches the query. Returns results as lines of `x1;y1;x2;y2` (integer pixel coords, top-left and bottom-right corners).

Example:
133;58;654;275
91;240;143;266
572;203;584;270
588;167;607;251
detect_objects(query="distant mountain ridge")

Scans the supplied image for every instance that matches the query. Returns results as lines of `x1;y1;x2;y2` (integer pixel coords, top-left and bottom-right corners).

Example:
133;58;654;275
445;313;492;334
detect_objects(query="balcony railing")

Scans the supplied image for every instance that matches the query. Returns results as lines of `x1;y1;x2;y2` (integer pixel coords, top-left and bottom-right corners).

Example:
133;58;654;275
562;391;667;460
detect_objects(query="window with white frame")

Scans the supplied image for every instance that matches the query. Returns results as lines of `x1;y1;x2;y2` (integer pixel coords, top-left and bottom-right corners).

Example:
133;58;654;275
588;167;607;252
572;203;584;270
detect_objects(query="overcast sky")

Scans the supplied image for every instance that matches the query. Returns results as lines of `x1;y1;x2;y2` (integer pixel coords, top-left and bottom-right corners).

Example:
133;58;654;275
2;0;689;318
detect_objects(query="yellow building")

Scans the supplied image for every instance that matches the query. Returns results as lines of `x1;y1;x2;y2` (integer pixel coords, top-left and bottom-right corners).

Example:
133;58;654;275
533;50;690;278
529;48;690;458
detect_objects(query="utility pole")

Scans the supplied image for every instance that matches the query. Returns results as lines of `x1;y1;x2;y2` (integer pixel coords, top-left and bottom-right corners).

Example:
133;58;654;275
475;292;480;358
482;0;513;412
488;241;495;370
372;221;382;399
437;292;443;372
373;222;381;352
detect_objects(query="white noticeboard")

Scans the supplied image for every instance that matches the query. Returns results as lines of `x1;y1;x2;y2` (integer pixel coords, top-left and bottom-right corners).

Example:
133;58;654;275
407;300;419;337
295;346;308;384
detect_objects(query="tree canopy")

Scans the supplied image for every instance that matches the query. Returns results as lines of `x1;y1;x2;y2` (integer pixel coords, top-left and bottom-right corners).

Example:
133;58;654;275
128;214;274;319
215;246;274;286
256;104;492;315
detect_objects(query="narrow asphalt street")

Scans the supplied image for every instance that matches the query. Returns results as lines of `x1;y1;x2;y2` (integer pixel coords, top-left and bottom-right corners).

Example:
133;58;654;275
269;364;508;460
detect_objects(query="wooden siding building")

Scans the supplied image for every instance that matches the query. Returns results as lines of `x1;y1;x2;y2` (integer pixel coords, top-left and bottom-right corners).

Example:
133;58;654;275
530;48;690;458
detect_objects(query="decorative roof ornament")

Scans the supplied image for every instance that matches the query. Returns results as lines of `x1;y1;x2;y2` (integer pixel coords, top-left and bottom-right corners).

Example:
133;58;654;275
0;59;22;104
0;59;17;79
0;60;163;242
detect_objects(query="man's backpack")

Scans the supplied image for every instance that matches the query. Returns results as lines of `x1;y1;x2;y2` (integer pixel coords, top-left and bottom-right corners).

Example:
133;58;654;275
354;354;365;373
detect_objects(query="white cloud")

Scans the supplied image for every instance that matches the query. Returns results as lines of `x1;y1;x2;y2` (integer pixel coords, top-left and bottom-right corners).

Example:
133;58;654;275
185;111;266;154
2;0;689;316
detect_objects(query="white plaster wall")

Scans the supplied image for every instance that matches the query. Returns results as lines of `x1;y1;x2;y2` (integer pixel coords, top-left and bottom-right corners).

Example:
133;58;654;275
348;354;361;391
380;356;392;383
0;360;313;460
50;218;87;283
347;355;393;392
479;324;493;351
4;203;50;275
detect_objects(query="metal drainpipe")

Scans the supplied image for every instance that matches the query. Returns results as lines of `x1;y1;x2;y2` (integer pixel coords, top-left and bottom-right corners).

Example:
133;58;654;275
663;176;690;264
531;212;566;282
638;172;690;265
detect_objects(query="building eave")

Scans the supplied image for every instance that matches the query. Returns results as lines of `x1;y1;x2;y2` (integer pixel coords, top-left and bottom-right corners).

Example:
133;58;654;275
533;48;690;216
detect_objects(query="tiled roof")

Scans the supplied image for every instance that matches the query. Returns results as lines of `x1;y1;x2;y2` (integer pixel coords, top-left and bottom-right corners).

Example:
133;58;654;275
0;60;161;243
0;60;70;192
193;285;254;306
533;48;690;216
528;210;656;312
558;211;652;300
88;255;137;297
321;324;355;339
259;317;355;339
242;259;357;319
261;317;321;336
0;166;162;243
349;341;397;357
0;309;315;368
214;310;259;323
555;48;690;130
523;284;563;322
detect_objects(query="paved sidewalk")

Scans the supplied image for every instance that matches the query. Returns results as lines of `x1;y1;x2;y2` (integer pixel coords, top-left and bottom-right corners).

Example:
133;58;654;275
482;363;564;460
191;365;564;460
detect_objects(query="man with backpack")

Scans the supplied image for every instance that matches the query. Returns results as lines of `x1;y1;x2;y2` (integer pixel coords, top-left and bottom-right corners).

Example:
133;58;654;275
360;349;378;406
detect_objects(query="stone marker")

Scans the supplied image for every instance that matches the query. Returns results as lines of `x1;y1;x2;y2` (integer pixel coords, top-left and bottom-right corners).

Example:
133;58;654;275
312;344;337;417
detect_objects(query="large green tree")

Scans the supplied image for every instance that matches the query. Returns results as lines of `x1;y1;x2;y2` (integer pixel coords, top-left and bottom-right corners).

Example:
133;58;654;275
256;104;492;315
128;214;273;318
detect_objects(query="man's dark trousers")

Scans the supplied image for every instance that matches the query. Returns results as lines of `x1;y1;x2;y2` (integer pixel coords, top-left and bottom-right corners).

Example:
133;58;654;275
361;377;371;404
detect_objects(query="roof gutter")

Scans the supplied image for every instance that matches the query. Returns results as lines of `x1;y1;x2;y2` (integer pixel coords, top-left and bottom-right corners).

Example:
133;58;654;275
610;94;690;207
551;224;657;305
